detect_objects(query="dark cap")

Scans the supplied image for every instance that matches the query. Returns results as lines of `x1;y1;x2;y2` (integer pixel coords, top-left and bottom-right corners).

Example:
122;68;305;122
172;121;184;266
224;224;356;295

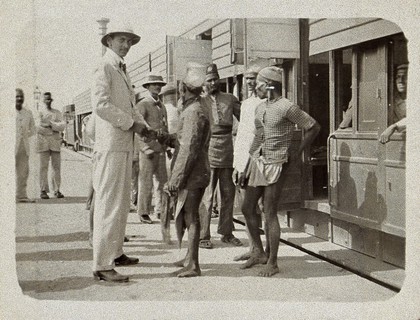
205;63;219;81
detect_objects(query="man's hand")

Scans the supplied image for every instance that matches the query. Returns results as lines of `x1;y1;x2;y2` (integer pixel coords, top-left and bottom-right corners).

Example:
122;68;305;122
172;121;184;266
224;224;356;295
165;181;178;196
232;169;246;188
237;171;247;189
40;119;52;128
144;128;158;140
157;131;171;146
232;169;239;185
131;121;147;135
232;168;247;189
379;124;396;144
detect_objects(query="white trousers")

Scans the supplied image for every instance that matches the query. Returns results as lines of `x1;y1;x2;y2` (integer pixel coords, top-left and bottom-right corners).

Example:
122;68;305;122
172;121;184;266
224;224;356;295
15;142;29;199
92;151;132;271
39;150;61;193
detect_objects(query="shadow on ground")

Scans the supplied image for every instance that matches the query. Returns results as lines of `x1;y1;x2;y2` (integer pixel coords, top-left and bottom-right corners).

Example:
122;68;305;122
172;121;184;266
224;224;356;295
16;231;89;243
16;248;92;262
33;196;87;204
18;275;137;294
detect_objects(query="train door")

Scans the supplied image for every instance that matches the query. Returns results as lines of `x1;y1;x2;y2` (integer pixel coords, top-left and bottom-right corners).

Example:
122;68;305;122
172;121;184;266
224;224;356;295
328;35;407;266
307;52;330;200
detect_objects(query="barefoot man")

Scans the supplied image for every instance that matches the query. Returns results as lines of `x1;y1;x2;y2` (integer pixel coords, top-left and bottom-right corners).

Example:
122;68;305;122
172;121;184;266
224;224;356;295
240;66;320;277
163;63;211;277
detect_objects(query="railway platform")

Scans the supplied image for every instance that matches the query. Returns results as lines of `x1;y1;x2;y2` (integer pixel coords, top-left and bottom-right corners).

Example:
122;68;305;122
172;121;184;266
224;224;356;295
7;147;415;319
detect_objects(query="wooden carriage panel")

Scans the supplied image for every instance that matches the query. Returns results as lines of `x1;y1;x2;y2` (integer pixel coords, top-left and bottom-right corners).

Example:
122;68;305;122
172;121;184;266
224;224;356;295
383;166;406;237
309;18;401;55
247;19;299;60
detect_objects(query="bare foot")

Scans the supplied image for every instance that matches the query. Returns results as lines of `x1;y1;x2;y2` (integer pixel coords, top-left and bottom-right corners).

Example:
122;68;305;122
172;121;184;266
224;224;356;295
233;252;251;261
240;254;268;269
177;269;201;278
258;264;279;277
173;258;186;267
173;266;201;277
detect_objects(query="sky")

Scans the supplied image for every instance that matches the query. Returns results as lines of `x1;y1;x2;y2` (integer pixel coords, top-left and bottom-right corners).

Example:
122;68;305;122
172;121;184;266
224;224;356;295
1;0;209;108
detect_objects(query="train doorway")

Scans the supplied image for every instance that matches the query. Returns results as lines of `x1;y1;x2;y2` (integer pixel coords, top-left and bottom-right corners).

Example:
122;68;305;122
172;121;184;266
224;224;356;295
308;52;330;200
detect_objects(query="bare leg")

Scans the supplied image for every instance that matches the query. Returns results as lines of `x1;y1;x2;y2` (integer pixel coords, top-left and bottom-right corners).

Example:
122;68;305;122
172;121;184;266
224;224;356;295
257;171;288;277
176;221;201;278
173;249;190;267
234;196;267;261
240;186;267;269
174;189;203;278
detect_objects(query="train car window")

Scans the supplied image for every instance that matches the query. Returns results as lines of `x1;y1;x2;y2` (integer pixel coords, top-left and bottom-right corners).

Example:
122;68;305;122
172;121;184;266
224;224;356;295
388;34;408;127
335;48;353;129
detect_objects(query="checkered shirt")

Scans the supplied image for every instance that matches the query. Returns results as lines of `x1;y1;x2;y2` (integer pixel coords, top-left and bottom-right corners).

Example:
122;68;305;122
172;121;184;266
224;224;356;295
249;97;316;163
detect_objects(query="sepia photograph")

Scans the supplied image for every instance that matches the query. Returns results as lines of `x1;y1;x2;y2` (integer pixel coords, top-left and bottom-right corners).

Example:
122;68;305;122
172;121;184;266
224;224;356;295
1;0;419;319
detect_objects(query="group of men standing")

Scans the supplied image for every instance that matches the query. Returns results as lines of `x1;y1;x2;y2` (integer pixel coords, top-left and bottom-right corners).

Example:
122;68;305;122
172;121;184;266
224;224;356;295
15;89;65;203
15;21;323;283
85;21;322;282
15;21;322;282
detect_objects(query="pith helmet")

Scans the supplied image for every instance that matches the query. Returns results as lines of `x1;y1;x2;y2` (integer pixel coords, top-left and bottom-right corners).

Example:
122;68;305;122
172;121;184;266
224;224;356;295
205;63;219;81
160;83;177;96
184;62;207;88
142;73;167;88
257;66;283;83
101;22;141;47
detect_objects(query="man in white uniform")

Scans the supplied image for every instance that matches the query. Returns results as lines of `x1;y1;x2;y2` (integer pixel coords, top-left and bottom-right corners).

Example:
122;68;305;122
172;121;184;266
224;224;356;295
232;66;265;261
35;92;66;199
15;88;35;202
92;22;152;282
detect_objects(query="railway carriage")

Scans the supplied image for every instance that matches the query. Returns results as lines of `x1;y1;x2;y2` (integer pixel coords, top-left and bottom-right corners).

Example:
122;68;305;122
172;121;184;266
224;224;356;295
70;18;408;284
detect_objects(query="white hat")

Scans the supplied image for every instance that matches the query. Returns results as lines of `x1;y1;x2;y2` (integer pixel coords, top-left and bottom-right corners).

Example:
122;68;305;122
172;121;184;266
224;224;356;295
101;22;141;47
183;62;207;88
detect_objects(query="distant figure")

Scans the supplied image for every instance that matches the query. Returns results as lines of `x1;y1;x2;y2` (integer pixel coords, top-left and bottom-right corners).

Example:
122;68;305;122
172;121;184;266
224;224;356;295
239;66;320;277
135;73;169;224
92;22;152;283
199;63;242;249
15;88;35;203
35;92;66;199
131;90;142;211
379;64;408;143
160;83;179;135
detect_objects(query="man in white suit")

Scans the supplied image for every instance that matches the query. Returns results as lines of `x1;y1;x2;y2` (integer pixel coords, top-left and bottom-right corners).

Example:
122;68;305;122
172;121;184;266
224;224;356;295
36;92;66;199
15;88;35;202
92;22;152;282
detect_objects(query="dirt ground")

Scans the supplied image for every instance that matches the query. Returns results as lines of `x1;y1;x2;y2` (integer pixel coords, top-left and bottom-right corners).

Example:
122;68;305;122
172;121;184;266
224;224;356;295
8;148;409;319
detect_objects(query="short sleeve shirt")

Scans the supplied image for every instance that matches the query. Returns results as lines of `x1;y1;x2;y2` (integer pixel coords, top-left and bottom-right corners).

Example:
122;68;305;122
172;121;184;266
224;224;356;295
249;97;316;163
